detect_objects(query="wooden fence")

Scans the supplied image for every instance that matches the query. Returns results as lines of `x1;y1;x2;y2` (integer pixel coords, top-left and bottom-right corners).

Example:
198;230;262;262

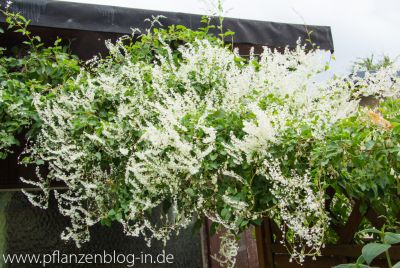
254;186;400;268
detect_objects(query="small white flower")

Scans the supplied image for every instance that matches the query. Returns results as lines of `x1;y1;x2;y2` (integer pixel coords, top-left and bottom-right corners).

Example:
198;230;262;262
119;147;129;156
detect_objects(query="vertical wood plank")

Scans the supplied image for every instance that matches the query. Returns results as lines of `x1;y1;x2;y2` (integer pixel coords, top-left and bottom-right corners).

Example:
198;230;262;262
338;201;363;244
244;227;259;268
256;220;275;268
255;224;267;268
205;220;264;268
201;219;211;268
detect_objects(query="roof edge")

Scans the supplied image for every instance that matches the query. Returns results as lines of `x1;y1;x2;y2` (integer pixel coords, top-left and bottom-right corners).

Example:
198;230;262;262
0;0;334;51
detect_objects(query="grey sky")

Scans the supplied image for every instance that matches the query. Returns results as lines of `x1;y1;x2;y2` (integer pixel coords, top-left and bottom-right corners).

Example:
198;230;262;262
64;0;400;75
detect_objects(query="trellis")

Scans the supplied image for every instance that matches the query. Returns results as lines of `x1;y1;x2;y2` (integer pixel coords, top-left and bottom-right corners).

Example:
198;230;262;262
255;186;400;268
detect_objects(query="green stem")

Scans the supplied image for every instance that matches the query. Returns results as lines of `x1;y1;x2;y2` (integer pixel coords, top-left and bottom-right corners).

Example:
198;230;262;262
385;250;393;268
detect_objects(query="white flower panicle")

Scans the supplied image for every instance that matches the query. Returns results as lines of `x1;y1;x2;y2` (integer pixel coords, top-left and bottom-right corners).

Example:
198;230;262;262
20;33;400;267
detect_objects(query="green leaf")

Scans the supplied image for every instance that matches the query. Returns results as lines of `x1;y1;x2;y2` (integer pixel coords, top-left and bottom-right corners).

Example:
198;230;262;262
360;228;382;235
221;207;230;219
239;219;249;228
361;243;391;265
184;188;195;196
209;154;217;160
224;30;235;37
35;159;45;165
333;265;370;268
115;212;122;221
384;232;400;245
100;217;112;227
108;209;116;216
21;156;31;164
356;255;366;265
252;218;262;225
365;140;375;150
210;222;219;236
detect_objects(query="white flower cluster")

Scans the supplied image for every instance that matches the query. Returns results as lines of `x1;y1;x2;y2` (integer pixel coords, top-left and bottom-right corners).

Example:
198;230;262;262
259;160;327;261
21;33;400;267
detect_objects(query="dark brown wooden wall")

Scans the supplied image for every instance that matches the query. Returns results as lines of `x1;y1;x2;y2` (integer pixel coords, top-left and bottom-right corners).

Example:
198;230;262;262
255;187;400;268
203;219;261;268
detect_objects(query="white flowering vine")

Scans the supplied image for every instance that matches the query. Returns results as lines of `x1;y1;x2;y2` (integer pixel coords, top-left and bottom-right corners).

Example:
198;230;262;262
16;24;400;268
